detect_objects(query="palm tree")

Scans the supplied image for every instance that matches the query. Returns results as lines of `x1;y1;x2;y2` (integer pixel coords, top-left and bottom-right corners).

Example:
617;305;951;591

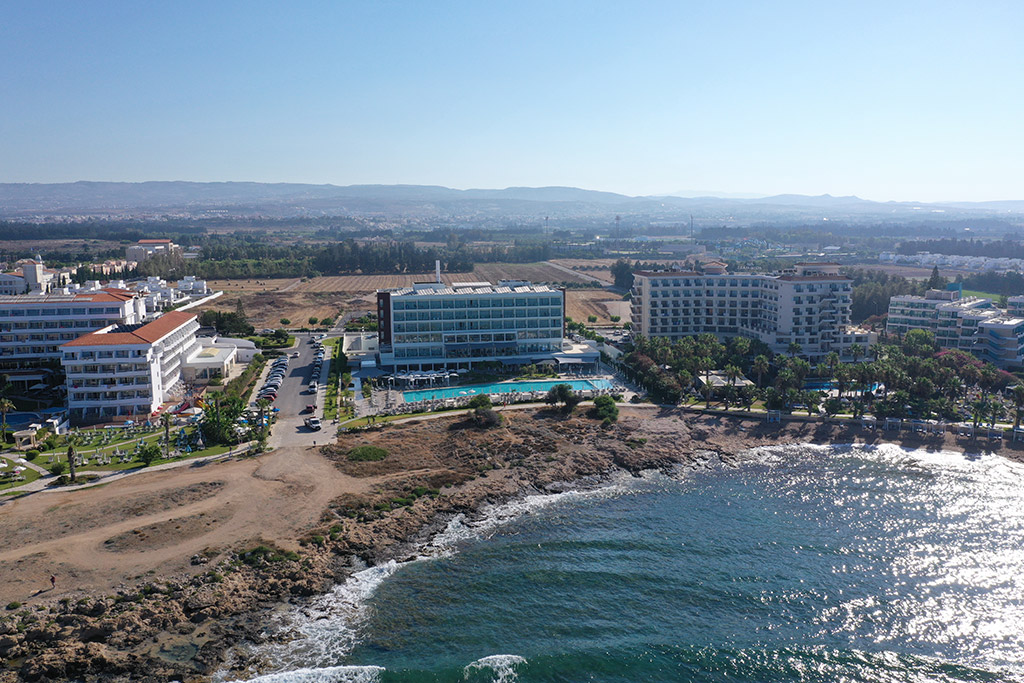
824;352;840;378
65;432;81;483
788;342;802;358
255;398;272;448
752;355;770;389
698;357;714;409
0;397;13;447
160;413;173;459
1012;385;1024;431
971;398;989;430
850;344;865;363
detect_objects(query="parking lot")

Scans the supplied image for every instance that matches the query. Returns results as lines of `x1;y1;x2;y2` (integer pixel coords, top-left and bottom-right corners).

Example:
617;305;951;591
254;332;333;447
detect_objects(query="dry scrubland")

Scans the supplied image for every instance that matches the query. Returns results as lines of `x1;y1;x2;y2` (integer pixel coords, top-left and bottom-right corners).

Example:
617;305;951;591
200;263;615;328
565;289;631;324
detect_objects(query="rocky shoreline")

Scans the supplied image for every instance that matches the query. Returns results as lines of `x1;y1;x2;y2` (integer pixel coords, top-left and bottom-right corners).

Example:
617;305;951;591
3;406;1015;681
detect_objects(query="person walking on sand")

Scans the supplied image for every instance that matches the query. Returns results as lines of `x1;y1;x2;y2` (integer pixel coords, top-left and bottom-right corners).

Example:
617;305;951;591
50;575;55;590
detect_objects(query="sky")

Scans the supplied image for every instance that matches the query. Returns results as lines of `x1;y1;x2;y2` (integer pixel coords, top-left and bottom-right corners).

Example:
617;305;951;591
1;1;1022;202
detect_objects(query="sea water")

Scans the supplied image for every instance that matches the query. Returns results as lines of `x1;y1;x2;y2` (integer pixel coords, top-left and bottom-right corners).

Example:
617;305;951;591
238;444;1024;682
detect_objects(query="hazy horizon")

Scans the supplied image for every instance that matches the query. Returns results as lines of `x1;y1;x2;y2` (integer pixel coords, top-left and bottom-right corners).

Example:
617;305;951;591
2;2;1022;203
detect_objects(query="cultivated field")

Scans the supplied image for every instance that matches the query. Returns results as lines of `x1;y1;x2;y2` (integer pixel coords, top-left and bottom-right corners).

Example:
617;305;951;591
565;289;632;325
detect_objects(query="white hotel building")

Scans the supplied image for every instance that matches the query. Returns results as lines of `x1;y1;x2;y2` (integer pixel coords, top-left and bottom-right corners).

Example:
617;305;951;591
61;311;201;423
886;290;1024;369
0;288;147;369
376;280;598;371
630;262;875;359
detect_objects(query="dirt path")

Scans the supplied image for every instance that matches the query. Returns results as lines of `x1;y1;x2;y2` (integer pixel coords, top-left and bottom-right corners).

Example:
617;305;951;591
0;446;370;604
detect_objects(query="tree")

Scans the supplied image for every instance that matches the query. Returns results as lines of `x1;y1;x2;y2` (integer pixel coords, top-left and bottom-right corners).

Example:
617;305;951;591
467;394;492;410
545;383;581;414
903;329;937;358
927;265;945;291
752;355;770;389
590;395;619;422
823;397;843;419
255;398;272;449
308;317;319;326
280;318;291;326
587;315;598;323
472;407;503;428
698;357;714;409
610;315;621;323
138;442;161;466
788;342;802;358
850;344;865;363
1012;385;1024;431
64;432;83;483
0;397;13;443
610;259;634;290
803;391;822;417
160;414;173;459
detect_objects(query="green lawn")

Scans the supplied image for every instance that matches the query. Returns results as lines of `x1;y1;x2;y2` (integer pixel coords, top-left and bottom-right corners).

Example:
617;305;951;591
40;429;230;472
962;289;1002;301
0;456;41;490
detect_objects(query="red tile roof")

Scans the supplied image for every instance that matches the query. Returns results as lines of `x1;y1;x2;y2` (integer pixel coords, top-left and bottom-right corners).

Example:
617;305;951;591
62;311;196;347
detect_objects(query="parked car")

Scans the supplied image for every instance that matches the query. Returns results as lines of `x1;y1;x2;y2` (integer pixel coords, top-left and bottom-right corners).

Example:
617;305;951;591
308;382;319;393
304;417;322;431
303;404;317;414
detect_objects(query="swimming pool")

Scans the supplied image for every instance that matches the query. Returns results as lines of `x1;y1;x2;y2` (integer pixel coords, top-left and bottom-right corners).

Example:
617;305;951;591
803;380;881;392
403;378;614;402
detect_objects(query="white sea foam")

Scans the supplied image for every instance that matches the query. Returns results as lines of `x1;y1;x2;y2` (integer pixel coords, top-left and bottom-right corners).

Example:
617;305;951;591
247;479;629;676
237;664;384;683
463;654;527;683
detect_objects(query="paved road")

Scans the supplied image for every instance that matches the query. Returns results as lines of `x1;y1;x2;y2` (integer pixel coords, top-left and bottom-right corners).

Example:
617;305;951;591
262;332;334;449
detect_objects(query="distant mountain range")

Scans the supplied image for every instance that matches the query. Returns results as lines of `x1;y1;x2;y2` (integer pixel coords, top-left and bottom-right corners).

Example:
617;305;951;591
1;181;1023;221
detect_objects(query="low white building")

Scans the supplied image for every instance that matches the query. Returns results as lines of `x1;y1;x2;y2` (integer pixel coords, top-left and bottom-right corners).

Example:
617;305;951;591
126;239;182;263
181;335;258;381
61;311;200;423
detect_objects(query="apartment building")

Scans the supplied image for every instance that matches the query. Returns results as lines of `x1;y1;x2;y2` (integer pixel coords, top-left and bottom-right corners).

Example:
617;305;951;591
630;262;874;359
126;238;182;263
886;289;1024;369
0;288;146;369
0;258;75;295
61;311;200;423
376;280;597;371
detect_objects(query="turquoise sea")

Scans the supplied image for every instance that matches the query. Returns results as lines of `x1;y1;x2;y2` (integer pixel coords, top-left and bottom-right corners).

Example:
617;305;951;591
236;443;1024;682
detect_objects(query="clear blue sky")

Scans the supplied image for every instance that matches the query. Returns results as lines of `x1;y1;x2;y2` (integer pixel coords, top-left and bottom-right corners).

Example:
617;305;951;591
1;1;1021;202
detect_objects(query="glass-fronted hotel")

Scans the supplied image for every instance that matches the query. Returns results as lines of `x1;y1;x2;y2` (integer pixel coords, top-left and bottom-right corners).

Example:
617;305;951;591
376;280;597;371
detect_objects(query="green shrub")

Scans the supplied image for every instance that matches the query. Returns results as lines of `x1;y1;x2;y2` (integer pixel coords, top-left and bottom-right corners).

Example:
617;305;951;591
466;394;492;409
348;445;388;462
590;395;619;422
49;461;66;476
25;450;40;461
6;602;20;610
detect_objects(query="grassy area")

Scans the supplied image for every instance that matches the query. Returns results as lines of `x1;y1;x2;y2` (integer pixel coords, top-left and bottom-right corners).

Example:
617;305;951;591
226;354;268;402
323;339;349;421
43;440;232;472
0;457;40;490
962;289;1003;301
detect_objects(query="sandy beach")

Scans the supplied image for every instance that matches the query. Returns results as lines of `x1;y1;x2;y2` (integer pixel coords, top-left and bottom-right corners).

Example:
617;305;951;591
1;406;1020;681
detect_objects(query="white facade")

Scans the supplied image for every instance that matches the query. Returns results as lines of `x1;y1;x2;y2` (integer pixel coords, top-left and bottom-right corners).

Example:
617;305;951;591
630;263;874;359
61;311;200;422
126;239;182;263
0;288;146;368
377;280;597;371
887;289;1024;368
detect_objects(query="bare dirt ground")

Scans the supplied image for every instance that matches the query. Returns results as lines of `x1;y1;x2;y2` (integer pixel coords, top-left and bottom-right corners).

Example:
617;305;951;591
194;291;361;329
0;446;369;604
565;289;631;324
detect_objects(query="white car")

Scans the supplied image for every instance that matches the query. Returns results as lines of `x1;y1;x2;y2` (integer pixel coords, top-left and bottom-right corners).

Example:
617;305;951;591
304;417;322;431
